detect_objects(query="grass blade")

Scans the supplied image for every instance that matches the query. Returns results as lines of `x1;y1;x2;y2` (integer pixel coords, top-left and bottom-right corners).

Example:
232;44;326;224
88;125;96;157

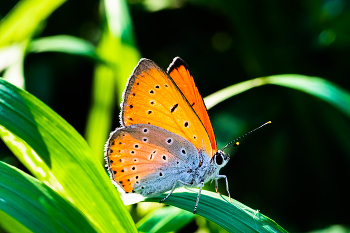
0;79;137;232
264;74;350;118
0;210;31;233
122;188;287;233
136;206;194;233
0;161;96;233
85;0;140;161
204;75;350;120
28;35;102;62
0;0;66;88
0;0;65;47
204;78;265;110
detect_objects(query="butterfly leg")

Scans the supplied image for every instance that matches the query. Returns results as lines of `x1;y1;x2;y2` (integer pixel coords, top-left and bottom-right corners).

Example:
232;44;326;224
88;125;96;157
159;179;192;203
215;175;231;202
193;180;204;214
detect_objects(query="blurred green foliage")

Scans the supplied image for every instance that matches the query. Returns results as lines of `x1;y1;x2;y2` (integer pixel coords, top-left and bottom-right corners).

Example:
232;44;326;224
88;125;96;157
1;0;350;232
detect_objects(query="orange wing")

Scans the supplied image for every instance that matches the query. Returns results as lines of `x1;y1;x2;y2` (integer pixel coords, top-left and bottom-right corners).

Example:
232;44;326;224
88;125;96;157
167;57;217;153
121;59;213;158
106;125;178;194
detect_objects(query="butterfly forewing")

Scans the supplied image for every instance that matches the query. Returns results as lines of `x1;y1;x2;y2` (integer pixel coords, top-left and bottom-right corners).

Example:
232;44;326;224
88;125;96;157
121;59;213;157
106;124;200;195
167;57;217;153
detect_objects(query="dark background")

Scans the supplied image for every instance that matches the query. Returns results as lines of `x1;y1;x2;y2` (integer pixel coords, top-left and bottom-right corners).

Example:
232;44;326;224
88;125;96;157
1;0;350;232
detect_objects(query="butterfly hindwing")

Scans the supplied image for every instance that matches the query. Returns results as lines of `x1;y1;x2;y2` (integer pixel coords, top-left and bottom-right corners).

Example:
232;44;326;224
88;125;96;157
121;59;213;158
106;124;200;195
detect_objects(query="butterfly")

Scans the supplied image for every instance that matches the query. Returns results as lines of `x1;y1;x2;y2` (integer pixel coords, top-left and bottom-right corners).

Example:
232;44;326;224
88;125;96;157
105;57;269;213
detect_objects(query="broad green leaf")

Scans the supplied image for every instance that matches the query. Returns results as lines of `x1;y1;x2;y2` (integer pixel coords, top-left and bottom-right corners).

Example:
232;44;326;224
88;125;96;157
0;210;31;233
0;161;95;233
0;79;137;232
28;35;102;62
85;0;140;161
122;188;287;233
204;75;350;119
137;206;194;233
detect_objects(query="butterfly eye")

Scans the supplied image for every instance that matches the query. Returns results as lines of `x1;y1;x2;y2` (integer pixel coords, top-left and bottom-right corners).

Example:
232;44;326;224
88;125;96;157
215;154;224;166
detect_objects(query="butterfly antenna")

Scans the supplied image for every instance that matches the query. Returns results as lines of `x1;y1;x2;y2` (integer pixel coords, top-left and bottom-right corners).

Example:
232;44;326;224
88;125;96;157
221;121;272;151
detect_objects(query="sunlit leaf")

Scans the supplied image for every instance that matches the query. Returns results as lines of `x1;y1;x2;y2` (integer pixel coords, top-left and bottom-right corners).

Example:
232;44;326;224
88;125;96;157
0;161;96;233
85;0;140;161
0;79;137;232
122;188;287;233
204;75;350;119
264;75;350;118
0;0;66;88
28;35;102;62
137;206;194;233
0;42;26;88
204;78;265;109
0;210;31;233
0;0;66;47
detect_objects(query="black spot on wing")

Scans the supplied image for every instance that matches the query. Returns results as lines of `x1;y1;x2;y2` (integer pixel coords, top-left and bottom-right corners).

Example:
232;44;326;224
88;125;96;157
171;103;178;113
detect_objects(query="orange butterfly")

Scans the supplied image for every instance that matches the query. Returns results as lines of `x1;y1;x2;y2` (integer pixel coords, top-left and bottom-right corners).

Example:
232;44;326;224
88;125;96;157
105;57;269;213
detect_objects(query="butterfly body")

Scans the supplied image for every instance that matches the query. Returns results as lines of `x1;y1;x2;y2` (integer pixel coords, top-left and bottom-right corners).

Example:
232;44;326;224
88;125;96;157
105;57;230;213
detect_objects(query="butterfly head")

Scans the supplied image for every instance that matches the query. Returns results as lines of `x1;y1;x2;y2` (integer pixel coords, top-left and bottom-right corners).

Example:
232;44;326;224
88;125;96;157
212;150;230;168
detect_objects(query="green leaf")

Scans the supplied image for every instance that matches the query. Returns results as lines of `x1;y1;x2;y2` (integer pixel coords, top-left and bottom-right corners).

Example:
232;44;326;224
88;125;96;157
0;43;26;88
0;0;66;88
0;0;66;47
84;0;140;161
136;206;194;233
122;188;288;233
263;75;350;118
204;75;350;119
0;79;137;232
28;35;102;62
0;210;31;233
204;78;266;110
0;161;96;233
